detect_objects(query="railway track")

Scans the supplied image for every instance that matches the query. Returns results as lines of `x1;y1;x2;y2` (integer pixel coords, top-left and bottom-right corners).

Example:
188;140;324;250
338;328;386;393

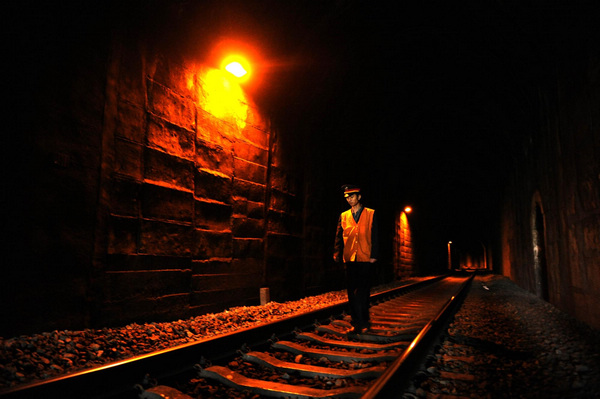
1;274;472;399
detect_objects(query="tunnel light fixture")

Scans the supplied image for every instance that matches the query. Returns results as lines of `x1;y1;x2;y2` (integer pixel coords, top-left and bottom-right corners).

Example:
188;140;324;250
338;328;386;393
221;55;251;82
225;61;247;78
404;206;412;214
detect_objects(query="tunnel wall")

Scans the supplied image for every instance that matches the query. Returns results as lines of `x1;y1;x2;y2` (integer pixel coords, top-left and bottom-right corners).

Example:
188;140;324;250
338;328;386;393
500;50;600;330
2;3;344;337
97;37;302;327
392;211;415;279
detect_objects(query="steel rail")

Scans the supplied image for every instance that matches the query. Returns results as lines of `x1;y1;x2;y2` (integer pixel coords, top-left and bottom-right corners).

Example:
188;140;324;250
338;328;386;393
0;276;444;399
362;273;474;398
192;275;468;398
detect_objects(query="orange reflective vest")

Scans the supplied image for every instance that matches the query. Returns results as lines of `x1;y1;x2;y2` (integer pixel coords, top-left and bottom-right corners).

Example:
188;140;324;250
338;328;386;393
340;207;375;262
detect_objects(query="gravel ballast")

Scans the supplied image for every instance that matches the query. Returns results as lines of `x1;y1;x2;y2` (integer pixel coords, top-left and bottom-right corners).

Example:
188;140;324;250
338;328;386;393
0;290;353;390
405;274;600;398
2;274;599;398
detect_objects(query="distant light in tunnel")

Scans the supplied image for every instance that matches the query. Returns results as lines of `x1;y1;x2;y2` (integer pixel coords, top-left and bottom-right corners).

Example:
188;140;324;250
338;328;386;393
404;206;412;214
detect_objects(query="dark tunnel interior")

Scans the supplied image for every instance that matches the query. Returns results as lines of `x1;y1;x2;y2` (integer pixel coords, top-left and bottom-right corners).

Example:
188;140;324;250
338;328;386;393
151;0;572;241
3;1;599;335
12;1;547;232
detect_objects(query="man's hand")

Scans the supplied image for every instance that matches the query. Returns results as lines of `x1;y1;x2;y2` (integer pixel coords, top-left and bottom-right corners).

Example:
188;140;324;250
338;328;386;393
369;258;377;263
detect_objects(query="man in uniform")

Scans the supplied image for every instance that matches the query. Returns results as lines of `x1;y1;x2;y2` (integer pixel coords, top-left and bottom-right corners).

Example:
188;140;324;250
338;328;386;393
333;184;378;334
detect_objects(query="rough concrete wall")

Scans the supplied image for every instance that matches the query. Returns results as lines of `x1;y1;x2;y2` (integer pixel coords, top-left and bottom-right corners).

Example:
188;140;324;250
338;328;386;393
501;51;600;329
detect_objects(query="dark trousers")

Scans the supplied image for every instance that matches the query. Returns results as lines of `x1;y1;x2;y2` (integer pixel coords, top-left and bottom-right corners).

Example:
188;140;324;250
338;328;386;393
345;262;372;328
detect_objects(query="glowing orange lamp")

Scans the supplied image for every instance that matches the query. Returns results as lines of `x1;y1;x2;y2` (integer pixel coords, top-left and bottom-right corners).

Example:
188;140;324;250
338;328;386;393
225;61;247;78
221;55;251;82
404;206;412;214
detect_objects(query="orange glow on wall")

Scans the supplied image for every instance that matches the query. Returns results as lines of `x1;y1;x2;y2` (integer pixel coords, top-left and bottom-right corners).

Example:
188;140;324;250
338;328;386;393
198;68;249;130
393;210;414;279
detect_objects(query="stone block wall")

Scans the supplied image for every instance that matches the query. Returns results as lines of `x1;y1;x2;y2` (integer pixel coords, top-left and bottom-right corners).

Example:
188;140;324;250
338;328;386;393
393;211;414;279
500;49;600;329
2;8;109;335
2;3;334;336
94;32;308;327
